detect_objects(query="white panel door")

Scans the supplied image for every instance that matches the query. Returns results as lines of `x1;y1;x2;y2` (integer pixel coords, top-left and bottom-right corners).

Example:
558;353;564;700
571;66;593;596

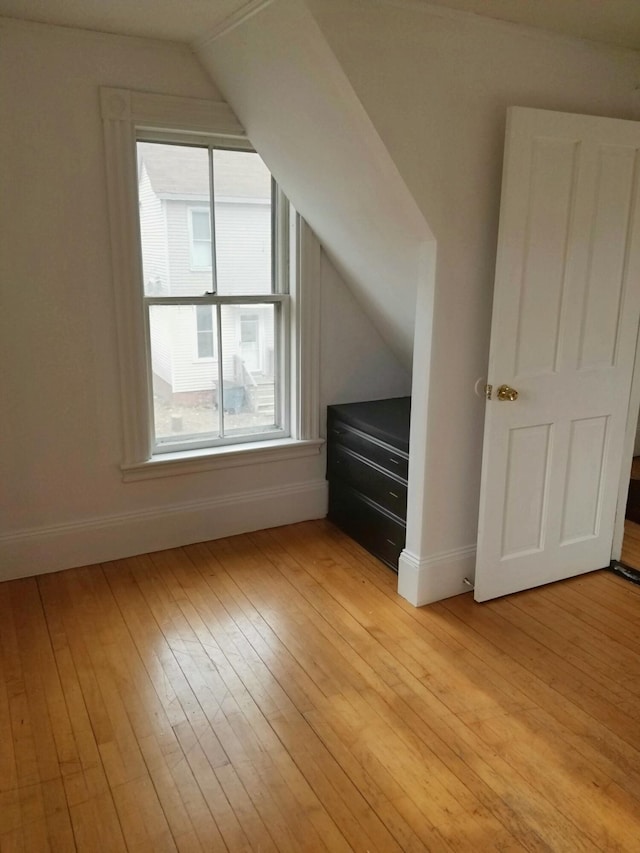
475;107;640;602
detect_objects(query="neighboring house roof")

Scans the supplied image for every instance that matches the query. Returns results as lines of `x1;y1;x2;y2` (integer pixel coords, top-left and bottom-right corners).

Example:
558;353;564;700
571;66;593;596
138;141;271;201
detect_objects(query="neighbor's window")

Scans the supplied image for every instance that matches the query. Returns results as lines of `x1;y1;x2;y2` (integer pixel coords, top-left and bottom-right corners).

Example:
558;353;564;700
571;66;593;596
137;140;287;453
195;305;215;360
189;208;212;270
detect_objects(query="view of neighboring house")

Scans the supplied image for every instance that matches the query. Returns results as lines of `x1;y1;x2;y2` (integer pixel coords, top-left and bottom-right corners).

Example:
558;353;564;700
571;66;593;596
137;142;276;438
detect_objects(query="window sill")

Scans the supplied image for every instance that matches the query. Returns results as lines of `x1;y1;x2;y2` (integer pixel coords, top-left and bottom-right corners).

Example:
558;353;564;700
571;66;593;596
121;437;325;482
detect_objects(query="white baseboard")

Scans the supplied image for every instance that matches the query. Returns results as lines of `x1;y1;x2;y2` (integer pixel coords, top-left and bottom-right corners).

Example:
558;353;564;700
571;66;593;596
397;544;476;606
0;480;328;583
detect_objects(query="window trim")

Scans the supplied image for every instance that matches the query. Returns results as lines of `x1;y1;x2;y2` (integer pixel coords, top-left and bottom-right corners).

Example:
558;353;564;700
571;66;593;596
100;87;321;478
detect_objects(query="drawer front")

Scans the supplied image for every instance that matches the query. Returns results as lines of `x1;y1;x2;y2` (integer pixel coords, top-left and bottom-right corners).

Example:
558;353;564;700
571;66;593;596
328;419;408;480
328;482;405;571
328;444;407;521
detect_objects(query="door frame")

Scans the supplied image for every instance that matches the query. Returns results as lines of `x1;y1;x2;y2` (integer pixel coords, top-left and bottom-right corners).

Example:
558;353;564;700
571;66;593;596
612;319;640;559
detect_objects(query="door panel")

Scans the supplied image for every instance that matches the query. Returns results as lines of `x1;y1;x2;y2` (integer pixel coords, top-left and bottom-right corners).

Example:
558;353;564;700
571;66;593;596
514;138;577;379
578;146;636;371
475;107;640;601
560;416;608;544
501;423;551;558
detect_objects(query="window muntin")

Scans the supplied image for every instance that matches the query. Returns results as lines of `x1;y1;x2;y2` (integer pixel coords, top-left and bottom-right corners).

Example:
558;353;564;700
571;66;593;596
137;139;288;454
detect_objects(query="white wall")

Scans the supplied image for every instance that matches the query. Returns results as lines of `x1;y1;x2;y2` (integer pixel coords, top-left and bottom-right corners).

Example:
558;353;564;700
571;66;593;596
305;0;640;601
0;17;409;579
196;0;433;369
320;253;411;421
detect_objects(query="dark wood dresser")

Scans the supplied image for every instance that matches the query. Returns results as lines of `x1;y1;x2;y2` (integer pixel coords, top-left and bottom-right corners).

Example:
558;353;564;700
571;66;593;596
326;397;411;572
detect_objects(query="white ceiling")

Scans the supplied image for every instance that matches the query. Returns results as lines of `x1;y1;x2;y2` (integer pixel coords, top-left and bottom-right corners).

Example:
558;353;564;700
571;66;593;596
426;0;640;52
0;0;249;42
2;0;640;51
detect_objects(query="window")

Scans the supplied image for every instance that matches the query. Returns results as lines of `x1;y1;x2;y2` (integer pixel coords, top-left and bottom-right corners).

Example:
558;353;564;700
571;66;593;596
240;314;260;372
138;140;285;453
195;305;215;359
101;88;321;480
189;209;212;269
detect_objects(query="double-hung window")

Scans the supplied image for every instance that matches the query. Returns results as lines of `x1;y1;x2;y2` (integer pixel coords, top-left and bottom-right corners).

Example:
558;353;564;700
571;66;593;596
138;139;288;453
101;88;321;480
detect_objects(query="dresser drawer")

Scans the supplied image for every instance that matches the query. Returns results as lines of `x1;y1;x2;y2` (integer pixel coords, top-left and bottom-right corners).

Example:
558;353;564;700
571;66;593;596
328;418;409;480
328;482;405;571
328;443;407;519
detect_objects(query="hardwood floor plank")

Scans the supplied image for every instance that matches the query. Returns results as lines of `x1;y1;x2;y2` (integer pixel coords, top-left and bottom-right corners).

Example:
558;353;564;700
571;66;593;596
69;789;128;853
471;707;639;851
1;520;639;850
440;591;640;753
126;549;282;853
152;544;349;853
269;709;405;853
496;595;638;701
567;572;640;622
183;541;410;852
423;605;640;804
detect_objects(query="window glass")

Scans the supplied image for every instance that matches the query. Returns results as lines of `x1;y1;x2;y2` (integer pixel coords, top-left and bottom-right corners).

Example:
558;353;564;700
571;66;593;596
190;210;212;270
196;305;215;359
137;142;213;294
149;305;220;445
221;304;277;436
191;210;211;241
214;150;272;296
137;139;285;453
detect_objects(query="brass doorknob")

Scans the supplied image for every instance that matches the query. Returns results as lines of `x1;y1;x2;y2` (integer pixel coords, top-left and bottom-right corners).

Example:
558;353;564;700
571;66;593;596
497;384;519;401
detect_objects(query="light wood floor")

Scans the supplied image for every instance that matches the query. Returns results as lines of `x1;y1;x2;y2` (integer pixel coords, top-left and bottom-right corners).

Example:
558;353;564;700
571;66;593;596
1;520;639;852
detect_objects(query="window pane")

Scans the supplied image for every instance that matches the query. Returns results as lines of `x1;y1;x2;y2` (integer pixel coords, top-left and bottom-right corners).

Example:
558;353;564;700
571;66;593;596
240;315;259;344
191;240;211;271
196;304;213;332
149;305;220;445
137;142;213;295
214;150;272;296
220;304;279;436
191;210;211;241
196;306;215;359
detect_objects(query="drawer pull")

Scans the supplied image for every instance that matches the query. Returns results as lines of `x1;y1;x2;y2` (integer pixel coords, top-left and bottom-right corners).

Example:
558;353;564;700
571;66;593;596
386;538;397;546
389;457;400;465
331;428;343;436
388;491;399;499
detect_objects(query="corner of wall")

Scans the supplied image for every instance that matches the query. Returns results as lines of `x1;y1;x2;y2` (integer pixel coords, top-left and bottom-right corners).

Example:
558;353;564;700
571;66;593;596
398;545;476;606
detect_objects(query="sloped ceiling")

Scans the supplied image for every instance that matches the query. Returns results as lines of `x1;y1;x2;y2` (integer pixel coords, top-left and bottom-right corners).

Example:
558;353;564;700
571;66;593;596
4;0;640;362
0;0;249;41
421;0;640;52
195;0;433;367
2;0;640;50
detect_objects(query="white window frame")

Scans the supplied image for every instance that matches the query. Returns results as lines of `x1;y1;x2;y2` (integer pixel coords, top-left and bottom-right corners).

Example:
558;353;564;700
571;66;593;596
101;88;322;481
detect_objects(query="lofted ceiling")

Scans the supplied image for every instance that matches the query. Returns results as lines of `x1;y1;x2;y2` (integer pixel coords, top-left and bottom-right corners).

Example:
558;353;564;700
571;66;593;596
0;0;249;42
1;0;640;52
425;0;640;52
